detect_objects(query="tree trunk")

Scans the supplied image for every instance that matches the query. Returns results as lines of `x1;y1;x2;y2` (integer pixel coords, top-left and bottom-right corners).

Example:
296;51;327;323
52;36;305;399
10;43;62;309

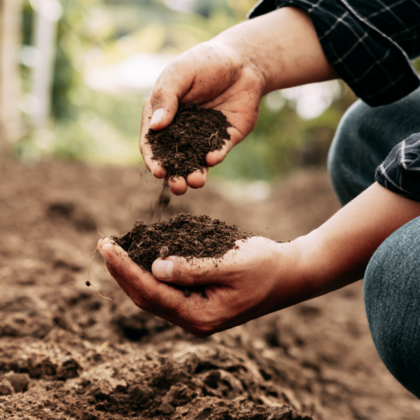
0;0;21;161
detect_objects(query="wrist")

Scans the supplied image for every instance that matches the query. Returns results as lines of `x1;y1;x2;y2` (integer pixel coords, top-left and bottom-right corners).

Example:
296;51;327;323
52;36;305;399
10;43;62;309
213;8;336;94
265;238;315;313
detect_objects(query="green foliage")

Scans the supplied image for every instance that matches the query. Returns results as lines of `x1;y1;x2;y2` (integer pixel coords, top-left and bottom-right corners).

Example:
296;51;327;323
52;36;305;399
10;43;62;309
15;88;143;165
51;0;86;120
22;0;403;182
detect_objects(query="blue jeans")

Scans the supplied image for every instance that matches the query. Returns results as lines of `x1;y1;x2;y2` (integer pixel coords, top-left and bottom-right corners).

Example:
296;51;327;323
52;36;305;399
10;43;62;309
328;87;420;398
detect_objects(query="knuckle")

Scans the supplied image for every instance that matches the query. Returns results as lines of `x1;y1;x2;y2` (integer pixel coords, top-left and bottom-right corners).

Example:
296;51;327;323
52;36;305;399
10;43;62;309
191;313;217;336
151;85;165;104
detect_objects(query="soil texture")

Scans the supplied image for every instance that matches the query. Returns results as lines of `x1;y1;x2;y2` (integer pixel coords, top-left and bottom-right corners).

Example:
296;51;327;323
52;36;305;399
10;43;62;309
146;103;231;178
113;214;250;273
1;160;419;420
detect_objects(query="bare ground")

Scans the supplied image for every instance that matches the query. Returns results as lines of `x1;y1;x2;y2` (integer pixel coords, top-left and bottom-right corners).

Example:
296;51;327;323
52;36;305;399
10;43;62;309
0;161;419;420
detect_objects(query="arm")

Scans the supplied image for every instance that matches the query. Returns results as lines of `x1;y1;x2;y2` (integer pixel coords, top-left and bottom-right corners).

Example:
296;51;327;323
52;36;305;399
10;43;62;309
297;182;420;299
141;7;337;195
97;183;420;336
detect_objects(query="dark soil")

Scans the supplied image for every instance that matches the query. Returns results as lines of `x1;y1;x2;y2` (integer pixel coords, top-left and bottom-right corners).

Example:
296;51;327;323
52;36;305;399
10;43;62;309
146;103;232;179
112;213;250;273
1;160;419;420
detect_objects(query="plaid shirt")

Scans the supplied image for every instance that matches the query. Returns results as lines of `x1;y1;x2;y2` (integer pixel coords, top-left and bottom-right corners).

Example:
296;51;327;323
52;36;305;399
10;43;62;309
250;0;420;201
376;134;420;201
249;0;420;107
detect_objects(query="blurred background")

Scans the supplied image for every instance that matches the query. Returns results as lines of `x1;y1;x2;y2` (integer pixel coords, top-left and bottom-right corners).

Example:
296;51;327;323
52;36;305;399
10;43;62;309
1;0;419;184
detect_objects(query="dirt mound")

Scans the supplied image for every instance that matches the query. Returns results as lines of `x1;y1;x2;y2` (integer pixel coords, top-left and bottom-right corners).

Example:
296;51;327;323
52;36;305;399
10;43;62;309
113;213;250;273
146;103;231;179
0;161;419;420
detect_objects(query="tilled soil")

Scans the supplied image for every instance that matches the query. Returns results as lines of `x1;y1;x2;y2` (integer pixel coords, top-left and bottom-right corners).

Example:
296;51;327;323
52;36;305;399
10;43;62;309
0;160;419;420
146;103;231;179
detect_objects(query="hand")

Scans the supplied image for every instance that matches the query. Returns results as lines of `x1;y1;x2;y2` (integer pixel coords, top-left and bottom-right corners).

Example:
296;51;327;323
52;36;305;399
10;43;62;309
97;236;308;337
140;41;264;195
140;8;336;195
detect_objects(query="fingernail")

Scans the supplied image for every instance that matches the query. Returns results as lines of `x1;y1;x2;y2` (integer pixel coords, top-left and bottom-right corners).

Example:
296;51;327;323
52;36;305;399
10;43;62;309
150;108;165;126
100;243;113;260
153;260;173;280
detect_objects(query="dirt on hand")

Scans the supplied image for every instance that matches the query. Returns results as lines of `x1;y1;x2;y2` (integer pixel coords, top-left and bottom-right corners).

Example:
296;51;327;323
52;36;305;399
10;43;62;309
112;213;250;274
146;103;232;179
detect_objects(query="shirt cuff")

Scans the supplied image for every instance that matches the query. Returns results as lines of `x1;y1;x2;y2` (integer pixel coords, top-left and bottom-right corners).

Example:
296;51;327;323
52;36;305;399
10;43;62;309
376;134;420;202
248;0;420;107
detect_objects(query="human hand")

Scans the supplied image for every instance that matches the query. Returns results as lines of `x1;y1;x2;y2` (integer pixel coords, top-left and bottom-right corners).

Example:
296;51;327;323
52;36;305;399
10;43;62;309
97;236;308;337
140;41;265;195
141;8;336;195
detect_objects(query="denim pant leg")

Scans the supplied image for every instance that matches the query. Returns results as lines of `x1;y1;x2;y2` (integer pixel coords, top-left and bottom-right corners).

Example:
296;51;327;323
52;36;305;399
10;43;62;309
364;217;420;398
327;88;420;398
328;87;420;205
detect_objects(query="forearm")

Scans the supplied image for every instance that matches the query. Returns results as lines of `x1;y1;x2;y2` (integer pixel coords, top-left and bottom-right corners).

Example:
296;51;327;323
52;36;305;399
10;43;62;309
298;183;420;298
211;7;337;94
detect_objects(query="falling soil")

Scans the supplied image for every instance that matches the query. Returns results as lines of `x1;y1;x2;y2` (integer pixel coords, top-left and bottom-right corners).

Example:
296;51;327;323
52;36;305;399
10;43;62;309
146;103;232;179
148;181;171;222
112;214;250;274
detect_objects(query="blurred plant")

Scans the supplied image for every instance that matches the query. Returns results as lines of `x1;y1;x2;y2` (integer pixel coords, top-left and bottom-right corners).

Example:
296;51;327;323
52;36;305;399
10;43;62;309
18;0;417;184
15;88;143;165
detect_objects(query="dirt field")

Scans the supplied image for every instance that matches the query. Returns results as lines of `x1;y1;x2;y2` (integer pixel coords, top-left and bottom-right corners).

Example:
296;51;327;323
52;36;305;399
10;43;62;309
0;161;419;420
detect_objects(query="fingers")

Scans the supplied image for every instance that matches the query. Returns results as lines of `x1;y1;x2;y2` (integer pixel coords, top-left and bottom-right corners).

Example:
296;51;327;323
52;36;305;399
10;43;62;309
105;261;149;309
167;176;188;195
206;140;233;167
149;61;195;131
97;239;184;315
152;255;226;286
186;168;207;189
142;147;167;179
205;124;245;167
166;167;208;195
140;101;167;178
140;58;196;176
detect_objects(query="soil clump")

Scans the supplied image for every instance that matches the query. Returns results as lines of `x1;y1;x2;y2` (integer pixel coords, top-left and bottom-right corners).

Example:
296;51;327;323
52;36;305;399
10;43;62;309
112;213;250;274
146;103;232;179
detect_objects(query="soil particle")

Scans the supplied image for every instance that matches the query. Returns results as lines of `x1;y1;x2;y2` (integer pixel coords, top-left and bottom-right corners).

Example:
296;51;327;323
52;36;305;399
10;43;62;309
112;213;250;274
3;372;30;393
146;103;232;179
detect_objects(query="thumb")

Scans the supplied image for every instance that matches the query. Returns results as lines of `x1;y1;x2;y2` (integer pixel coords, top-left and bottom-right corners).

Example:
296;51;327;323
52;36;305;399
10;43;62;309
152;256;221;286
148;59;195;131
149;91;178;131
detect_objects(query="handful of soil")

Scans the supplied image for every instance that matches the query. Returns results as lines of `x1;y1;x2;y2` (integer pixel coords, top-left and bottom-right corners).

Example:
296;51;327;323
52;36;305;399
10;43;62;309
112;213;250;273
146;103;232;179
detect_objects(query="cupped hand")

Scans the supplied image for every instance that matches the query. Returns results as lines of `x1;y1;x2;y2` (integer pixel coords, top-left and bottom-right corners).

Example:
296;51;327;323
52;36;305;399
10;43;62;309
140;41;266;195
97;236;308;337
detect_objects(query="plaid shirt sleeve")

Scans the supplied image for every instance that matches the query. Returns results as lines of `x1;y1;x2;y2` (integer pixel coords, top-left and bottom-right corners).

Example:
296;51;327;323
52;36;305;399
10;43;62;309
376;134;420;202
248;0;420;107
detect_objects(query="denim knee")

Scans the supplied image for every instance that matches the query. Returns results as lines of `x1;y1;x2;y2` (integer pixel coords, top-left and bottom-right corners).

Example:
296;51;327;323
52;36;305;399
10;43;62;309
328;87;420;205
364;217;420;398
327;100;376;205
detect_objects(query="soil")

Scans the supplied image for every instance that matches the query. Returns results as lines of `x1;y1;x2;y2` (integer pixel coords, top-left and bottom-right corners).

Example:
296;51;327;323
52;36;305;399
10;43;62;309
1;160;419;420
112;213;250;273
146;103;231;179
